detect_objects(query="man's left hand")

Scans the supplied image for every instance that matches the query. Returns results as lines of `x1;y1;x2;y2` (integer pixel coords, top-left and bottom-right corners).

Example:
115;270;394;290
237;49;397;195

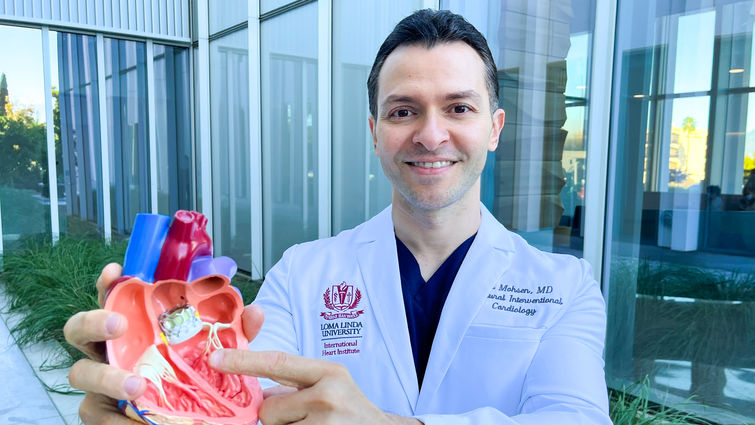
209;349;421;425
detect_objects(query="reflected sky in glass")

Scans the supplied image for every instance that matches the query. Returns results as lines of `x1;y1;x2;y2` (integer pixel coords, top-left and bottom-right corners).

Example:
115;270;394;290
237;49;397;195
674;11;715;94
0;25;45;122
565;33;589;99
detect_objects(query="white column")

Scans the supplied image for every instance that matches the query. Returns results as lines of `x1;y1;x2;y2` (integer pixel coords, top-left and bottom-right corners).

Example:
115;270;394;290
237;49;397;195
583;0;618;293
197;0;213;238
146;40;159;214
96;34;113;243
249;0;263;279
318;0;332;239
42;27;60;243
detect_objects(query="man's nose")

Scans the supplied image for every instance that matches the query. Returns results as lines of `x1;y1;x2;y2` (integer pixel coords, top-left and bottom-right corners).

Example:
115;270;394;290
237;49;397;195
412;112;449;151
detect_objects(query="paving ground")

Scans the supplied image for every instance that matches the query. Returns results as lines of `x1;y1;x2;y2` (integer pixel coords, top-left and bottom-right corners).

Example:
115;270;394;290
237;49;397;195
1;296;83;425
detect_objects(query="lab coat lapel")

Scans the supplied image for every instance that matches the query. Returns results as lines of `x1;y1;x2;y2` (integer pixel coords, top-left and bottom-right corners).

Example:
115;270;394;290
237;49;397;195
355;206;420;412
416;206;515;411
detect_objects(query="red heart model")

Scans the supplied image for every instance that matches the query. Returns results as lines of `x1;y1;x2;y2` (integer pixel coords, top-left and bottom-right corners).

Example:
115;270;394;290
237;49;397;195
105;275;263;425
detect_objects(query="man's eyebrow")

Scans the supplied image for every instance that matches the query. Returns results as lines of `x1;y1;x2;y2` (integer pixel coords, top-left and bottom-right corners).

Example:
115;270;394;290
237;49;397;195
445;90;482;103
379;91;482;112
379;95;417;112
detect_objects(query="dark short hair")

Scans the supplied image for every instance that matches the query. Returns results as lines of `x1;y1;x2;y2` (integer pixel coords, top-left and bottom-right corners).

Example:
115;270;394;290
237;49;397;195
367;9;499;118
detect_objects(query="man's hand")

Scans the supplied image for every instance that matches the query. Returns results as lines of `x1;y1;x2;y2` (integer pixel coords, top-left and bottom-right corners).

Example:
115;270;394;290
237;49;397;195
64;263;145;424
209;349;422;425
63;263;266;424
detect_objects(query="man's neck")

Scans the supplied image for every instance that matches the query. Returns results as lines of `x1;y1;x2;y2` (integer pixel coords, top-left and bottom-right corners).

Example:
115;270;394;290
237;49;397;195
392;193;481;281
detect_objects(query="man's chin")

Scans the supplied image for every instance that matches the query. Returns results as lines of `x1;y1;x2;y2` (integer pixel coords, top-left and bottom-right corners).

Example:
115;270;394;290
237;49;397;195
396;190;462;212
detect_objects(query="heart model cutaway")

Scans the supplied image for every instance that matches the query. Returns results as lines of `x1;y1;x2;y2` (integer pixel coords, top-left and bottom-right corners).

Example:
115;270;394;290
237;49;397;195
105;275;263;425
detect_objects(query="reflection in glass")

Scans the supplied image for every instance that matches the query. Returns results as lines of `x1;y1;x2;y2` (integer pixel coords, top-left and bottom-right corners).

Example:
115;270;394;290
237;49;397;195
443;0;596;256
606;1;755;422
332;0;421;233
105;38;150;234
154;44;192;215
209;0;247;35
0;25;51;250
210;29;251;271
55;31;104;235
668;97;709;190
673;11;715;94
261;0;294;14
261;3;318;270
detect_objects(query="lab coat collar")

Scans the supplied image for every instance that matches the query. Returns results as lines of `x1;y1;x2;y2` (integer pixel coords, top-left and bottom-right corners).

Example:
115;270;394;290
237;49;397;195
355;205;419;411
354;204;515;413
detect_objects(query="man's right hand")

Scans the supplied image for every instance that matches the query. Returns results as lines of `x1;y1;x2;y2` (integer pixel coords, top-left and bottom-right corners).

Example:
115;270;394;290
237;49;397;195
63;262;266;424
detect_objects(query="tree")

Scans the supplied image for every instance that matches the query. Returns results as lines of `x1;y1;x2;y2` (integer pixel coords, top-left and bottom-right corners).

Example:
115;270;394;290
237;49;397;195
681;116;697;175
0;73;8;117
0;102;47;190
745;153;755;173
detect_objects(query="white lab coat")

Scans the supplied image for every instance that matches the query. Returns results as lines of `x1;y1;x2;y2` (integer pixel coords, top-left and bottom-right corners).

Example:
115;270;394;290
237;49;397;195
251;205;611;424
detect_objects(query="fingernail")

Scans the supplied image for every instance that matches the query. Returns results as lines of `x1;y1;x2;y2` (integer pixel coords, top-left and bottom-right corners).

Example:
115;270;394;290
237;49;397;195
105;315;121;335
124;375;141;395
209;350;224;368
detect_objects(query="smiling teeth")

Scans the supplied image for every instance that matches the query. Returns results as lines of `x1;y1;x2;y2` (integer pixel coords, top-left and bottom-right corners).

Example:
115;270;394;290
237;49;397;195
413;161;453;168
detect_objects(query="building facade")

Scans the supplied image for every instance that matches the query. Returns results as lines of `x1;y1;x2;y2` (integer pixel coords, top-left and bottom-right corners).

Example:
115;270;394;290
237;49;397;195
1;0;754;422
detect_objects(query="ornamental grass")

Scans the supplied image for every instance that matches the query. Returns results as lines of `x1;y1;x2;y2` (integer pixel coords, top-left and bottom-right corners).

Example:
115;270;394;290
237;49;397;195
609;378;712;425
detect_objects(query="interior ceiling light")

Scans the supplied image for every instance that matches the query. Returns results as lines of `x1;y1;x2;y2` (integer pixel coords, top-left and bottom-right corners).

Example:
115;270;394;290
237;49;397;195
729;68;745;73
633;94;645;98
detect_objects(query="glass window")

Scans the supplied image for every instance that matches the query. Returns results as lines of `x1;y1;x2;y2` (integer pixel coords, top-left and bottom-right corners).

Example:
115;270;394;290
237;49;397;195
105;38;150;234
210;29;251;271
443;0;596;257
605;1;755;422
209;0;247;35
331;0;422;233
261;0;296;15
261;3;318;270
54;31;104;235
0;25;51;250
154;44;193;216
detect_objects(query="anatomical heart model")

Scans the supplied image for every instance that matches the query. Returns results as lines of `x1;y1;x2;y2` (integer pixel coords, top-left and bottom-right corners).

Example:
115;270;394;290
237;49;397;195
104;211;263;425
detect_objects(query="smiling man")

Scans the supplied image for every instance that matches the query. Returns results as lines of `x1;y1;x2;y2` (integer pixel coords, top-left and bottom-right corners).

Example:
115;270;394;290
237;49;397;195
65;9;611;425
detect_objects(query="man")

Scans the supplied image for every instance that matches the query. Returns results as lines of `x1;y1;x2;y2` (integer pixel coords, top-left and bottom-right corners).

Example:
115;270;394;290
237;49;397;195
64;9;611;424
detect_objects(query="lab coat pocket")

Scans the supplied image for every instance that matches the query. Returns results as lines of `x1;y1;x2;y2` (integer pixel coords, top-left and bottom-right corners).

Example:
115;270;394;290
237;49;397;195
436;325;546;414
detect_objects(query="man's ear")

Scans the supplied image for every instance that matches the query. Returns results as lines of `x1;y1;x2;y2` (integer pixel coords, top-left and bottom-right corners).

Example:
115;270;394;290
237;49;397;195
368;115;378;152
488;108;505;151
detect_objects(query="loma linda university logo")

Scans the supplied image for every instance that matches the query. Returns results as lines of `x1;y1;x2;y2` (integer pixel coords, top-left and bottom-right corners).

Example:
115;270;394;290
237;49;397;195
321;281;364;320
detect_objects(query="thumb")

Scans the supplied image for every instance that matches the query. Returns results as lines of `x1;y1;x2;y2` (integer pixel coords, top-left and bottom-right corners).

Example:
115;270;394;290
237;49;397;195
242;304;265;341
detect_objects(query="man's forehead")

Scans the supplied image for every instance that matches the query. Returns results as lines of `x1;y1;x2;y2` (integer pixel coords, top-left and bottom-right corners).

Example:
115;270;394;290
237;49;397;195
380;40;483;71
375;41;488;99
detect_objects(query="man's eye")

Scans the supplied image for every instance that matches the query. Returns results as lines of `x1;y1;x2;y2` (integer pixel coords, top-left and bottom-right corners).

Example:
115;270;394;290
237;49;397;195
391;109;412;118
452;105;470;113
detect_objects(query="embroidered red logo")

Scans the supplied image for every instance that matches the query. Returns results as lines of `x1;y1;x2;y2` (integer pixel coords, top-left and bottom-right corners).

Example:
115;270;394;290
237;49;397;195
321;281;364;320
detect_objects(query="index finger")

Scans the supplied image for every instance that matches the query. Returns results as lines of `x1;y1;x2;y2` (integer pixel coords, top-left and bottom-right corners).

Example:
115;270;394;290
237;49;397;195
96;263;123;306
209;350;334;389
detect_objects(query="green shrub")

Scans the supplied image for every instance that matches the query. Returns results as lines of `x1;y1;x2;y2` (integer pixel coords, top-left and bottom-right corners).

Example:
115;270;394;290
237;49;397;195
1;235;127;367
635;260;755;302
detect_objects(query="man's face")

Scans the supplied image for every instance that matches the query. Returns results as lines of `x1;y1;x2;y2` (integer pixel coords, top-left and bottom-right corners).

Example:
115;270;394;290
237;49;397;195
369;41;505;212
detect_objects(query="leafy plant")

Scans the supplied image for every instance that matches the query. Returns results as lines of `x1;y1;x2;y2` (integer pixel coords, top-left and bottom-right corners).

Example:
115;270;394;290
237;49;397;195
635;260;755;302
610;378;711;425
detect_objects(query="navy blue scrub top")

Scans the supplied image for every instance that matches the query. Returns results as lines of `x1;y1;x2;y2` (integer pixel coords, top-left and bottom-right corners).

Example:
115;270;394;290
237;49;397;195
396;233;476;388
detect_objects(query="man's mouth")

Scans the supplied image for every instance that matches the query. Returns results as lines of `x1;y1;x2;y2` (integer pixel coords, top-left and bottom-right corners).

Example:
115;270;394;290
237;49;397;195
408;161;455;168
